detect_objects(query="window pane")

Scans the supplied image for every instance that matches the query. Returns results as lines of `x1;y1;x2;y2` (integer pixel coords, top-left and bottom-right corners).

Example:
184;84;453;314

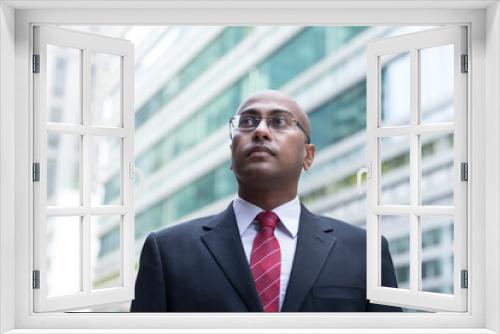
90;136;122;205
420;44;454;124
47;216;81;296
380;52;410;127
91;52;122;127
420;216;454;294
421;132;454;206
46;44;82;124
380;215;410;289
379;136;410;205
47;132;81;207
91;215;122;290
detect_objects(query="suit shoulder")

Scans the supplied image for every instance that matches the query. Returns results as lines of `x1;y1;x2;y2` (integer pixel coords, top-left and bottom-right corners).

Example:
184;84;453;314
311;212;366;238
153;215;214;239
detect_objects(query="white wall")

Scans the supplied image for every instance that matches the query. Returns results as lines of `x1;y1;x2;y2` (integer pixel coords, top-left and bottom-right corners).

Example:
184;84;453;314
485;2;500;333
0;2;16;333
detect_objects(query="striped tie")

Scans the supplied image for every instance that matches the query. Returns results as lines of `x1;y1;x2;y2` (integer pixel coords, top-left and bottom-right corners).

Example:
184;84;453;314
250;211;281;312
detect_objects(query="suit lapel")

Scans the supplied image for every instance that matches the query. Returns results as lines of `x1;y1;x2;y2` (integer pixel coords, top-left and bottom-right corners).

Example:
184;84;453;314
281;205;337;312
200;203;262;312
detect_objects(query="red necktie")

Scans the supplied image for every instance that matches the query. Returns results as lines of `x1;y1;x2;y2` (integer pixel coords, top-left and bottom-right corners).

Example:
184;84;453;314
250;211;281;312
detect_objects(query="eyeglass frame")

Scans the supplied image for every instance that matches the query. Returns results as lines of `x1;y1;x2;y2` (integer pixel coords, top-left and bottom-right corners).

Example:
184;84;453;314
229;111;311;144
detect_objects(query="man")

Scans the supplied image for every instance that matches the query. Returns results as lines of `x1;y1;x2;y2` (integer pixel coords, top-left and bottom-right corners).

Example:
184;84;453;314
131;90;401;312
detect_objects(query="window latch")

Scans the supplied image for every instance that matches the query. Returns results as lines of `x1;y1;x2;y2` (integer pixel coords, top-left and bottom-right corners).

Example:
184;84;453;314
130;162;144;196
356;162;371;194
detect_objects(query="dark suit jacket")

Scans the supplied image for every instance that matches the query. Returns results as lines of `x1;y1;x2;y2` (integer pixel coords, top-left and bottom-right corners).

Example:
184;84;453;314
130;203;401;312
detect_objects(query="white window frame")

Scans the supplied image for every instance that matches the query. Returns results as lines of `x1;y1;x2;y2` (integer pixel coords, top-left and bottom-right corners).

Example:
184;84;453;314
365;26;468;312
32;25;135;312
0;1;498;334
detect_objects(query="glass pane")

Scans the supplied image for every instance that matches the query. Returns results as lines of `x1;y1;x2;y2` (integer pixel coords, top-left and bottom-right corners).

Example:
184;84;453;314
379;136;410;205
380;215;410;289
47;132;81;207
421;132;454;206
91;52;122;127
90;136;122;205
420;44;454;124
91;216;122;290
46;216;81;296
380;52;410;127
46;44;82;124
421;216;454;294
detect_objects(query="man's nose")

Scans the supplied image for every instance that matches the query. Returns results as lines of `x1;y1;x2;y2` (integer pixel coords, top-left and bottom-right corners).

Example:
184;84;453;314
253;119;273;140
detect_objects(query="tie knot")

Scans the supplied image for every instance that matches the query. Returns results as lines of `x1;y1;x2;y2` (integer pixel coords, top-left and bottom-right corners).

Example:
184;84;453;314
256;211;280;230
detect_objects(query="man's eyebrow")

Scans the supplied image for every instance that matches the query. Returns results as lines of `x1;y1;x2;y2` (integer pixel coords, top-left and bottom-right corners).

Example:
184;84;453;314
239;108;294;116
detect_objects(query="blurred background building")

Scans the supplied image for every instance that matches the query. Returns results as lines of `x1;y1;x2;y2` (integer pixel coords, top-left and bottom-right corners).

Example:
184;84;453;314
45;25;454;311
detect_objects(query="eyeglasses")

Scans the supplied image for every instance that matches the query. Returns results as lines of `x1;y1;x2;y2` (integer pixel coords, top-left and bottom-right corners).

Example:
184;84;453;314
229;114;311;144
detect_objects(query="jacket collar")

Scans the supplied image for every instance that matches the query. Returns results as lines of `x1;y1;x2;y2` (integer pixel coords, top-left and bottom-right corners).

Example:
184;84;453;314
201;203;263;311
281;204;337;311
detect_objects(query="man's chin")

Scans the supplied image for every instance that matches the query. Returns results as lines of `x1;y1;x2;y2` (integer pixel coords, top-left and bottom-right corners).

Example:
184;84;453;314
239;166;278;181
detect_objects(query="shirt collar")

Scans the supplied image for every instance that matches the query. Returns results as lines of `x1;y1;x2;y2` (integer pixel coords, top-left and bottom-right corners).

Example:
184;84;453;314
232;195;300;238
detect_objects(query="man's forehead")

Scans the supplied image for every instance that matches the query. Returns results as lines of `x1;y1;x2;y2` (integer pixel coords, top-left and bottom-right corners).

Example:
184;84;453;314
237;94;301;116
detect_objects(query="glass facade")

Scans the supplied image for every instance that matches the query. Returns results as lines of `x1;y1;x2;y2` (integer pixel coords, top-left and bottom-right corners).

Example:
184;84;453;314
135;27;253;128
309;80;366;151
133;26;368;178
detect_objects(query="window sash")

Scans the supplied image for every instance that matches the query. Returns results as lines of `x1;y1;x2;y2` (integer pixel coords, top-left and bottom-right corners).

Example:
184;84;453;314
32;25;135;312
366;26;468;312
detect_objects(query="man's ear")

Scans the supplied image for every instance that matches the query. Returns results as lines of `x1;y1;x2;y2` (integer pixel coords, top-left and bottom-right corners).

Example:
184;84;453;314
303;144;315;171
229;143;233;170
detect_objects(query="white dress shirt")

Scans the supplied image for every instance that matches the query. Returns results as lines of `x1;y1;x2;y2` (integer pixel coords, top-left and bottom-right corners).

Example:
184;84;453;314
232;195;300;311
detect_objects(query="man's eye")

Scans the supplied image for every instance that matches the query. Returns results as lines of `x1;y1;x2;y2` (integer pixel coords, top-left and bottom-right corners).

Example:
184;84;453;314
271;116;288;127
239;117;257;127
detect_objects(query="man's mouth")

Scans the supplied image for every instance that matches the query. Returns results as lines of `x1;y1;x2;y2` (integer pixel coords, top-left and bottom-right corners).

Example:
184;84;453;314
247;146;275;157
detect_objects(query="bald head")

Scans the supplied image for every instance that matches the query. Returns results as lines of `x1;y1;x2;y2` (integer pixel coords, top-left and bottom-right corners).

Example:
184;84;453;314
236;90;312;139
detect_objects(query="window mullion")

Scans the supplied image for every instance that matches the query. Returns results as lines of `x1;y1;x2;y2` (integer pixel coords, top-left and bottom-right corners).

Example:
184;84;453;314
409;212;420;292
409;48;421;293
374;123;454;137
45;123;128;137
82;48;91;295
122;45;134;296
46;206;127;216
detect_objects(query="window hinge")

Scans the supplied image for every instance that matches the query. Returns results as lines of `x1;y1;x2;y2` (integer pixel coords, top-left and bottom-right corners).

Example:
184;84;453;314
32;163;40;182
461;54;468;73
461;269;468;289
461;162;468;181
32;54;40;73
32;270;40;289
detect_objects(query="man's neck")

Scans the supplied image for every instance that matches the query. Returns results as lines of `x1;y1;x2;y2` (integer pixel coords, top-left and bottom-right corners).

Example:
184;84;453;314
237;186;297;211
